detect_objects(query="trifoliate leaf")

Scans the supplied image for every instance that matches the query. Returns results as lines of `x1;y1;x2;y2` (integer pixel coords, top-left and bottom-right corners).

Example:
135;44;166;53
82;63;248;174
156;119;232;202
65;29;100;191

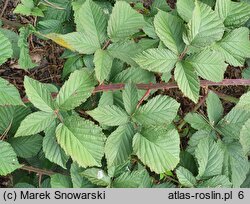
185;1;224;48
56;69;97;111
195;137;224;179
206;91;224;125
15;111;56;137
176;167;197;187
213;28;250;67
24;76;54;112
134;48;178;73
43;123;69;169
174;62;200;103
0;31;13;65
133;95;179;126
122;83;138;115
56;116;106;168
74;0;107;45
9;134;43;158
105;124;135;168
94;49;113;83
186;50;227;82
154;11;185;54
0;77;24;106
87;105;129;126
133;126;180;173
107;1;145;41
0;141;21;176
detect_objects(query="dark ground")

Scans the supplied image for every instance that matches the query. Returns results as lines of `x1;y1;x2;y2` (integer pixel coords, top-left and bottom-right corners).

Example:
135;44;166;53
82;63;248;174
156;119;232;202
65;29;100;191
0;0;248;188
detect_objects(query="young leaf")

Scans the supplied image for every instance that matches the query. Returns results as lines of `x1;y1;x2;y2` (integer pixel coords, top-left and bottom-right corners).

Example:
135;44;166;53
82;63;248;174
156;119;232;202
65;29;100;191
185;1;224;48
94;49;113;83
18;27;37;69
46;32;100;54
0;31;13;65
174;62;200;103
0;141;21;176
197;175;232;188
87;105;129;126
206;91;224;125
9;134;43;158
154;11;185;54
74;0;107;45
43;123;69;169
0;77;24;106
107;1;145;41
213;28;250;67
122;83;138;115
134;48;178;73
186;50;227;82
176;167;197;187
50;174;73;188
56;116;106;168
176;0;195;22
105;124;135;168
24;76;54;112
195;137;224;179
15;111;56;137
133;95;179;126
133;126;180;173
81;168;111;186
240;119;250;156
56;69;97;111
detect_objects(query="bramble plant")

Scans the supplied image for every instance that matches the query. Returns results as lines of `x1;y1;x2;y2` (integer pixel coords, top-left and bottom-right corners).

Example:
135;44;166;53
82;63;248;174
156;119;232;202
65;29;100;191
0;0;250;188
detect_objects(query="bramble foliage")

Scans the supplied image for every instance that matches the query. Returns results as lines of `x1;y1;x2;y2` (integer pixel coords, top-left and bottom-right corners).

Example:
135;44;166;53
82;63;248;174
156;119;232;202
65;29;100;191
0;0;250;188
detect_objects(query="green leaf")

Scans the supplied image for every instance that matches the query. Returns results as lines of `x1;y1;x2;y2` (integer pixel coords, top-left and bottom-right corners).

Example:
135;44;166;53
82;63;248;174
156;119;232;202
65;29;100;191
176;167;197;187
224;1;250;28
187;130;210;155
107;1;145;41
105;124;135;168
197;175;232;188
112;170;151;188
0;31;13;65
24;76;54;112
185;1;224;48
174;62;200;103
154;11;185;54
15;111;56;137
81;168;111;186
70;162;95;188
43;123;69;169
56;116;106;168
87;105;129;126
185;113;210;130
94;49;113;83
46;32;100;54
122;83;138;115
9;134;43;158
186;50;227;82
240;119;250;156
133;126;180;173
62;56;84;79
215;0;231;21
234;90;250;111
134;48;178;73
206;91;223;125
213;28;250;67
56;69;97;111
18;27;36;69
74;0;107;45
133;95;179;126
195;137;224;179
176;0;195;22
0;141;21;176
0;77;24;106
51;174;73;188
